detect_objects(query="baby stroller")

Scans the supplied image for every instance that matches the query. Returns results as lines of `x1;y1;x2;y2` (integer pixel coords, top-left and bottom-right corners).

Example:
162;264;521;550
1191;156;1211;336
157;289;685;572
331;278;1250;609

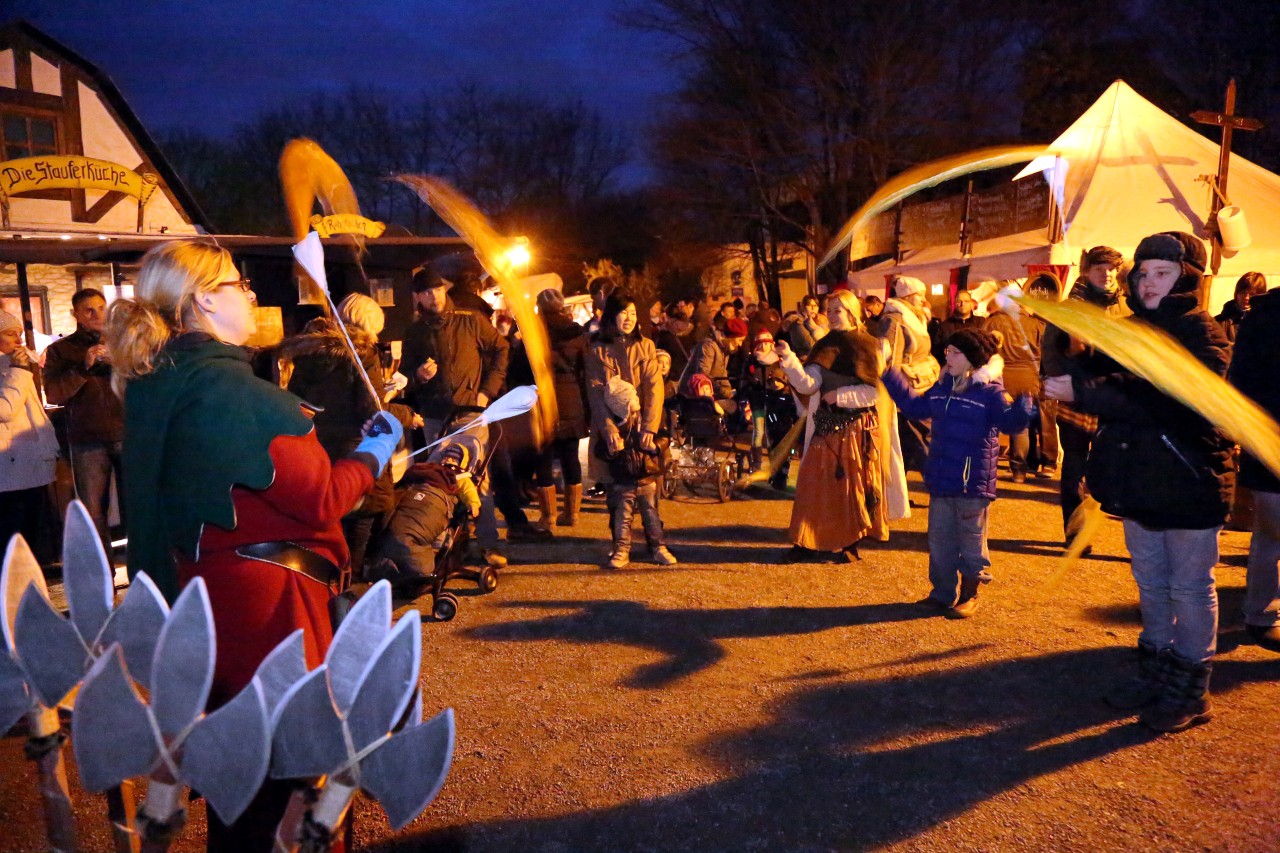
373;423;502;621
663;396;752;502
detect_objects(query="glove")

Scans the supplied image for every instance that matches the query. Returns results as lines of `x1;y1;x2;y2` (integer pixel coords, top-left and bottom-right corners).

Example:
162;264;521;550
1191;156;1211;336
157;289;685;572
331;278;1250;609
353;411;404;476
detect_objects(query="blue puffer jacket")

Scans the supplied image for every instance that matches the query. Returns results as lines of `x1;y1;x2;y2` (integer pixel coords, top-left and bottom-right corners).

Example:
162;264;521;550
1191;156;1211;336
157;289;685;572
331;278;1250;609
882;367;1033;500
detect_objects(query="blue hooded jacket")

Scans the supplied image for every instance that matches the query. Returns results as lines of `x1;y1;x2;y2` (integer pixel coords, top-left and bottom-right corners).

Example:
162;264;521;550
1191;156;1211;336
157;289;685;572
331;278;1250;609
882;367;1032;500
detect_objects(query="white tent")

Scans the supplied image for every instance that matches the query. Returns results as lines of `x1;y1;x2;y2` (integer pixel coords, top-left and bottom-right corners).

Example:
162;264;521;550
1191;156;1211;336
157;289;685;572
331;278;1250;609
847;81;1280;311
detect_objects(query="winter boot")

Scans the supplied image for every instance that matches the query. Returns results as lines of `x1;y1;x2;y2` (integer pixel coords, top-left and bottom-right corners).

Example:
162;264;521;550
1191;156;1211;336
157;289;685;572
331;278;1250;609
1104;640;1162;710
534;486;558;533
1140;650;1213;733
557;484;583;527
946;574;982;619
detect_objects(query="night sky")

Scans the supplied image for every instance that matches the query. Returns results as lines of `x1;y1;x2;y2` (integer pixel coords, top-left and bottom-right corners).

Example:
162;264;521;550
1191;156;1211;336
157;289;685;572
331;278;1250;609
7;0;676;184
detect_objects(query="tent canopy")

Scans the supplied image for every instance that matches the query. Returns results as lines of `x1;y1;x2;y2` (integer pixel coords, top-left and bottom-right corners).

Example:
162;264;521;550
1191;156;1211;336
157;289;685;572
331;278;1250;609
838;81;1280;311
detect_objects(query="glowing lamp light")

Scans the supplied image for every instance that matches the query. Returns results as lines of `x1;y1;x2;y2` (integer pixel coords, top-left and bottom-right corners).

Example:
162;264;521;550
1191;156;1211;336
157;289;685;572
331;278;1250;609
930;283;945;296
505;236;531;270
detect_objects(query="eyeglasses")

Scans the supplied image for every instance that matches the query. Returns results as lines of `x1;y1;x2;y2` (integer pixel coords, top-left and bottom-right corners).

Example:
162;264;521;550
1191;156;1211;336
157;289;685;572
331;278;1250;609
216;278;253;293
944;346;961;356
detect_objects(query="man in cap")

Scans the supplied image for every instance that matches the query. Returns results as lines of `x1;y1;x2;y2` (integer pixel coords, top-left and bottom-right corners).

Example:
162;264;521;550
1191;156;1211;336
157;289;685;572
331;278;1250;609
1040;245;1127;540
404;253;510;567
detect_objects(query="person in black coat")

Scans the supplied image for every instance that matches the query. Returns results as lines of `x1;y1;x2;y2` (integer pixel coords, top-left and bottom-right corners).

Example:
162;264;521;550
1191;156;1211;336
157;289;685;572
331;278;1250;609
532;288;591;529
1045;231;1234;733
1228;283;1280;652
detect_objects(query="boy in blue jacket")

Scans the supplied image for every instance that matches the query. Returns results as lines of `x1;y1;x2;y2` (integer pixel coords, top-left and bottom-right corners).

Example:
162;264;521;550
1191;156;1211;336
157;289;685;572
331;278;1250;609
883;328;1034;618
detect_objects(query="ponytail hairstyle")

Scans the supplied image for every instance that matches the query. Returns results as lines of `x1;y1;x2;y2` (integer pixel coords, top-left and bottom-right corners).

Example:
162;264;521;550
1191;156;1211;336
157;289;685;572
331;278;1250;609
106;239;237;389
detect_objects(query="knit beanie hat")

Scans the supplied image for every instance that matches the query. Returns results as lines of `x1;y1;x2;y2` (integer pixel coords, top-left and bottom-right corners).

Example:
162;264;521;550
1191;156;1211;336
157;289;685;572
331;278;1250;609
947;328;998;367
0;310;21;335
1130;231;1206;296
337;292;386;336
605;375;640;419
753;329;775;346
892;275;927;299
723;317;749;338
685;373;714;398
439;442;470;470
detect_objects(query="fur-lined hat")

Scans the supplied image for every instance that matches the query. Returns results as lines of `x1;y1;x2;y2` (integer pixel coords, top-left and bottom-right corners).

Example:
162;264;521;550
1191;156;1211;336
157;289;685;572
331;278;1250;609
1129;231;1206;296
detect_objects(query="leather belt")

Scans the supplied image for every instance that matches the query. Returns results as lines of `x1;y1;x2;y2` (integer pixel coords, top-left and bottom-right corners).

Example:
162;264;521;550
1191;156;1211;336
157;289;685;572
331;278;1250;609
235;541;346;592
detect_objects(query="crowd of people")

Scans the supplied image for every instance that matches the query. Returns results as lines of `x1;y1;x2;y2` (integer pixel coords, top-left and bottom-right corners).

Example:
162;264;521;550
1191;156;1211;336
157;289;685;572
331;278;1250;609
1;231;1278;847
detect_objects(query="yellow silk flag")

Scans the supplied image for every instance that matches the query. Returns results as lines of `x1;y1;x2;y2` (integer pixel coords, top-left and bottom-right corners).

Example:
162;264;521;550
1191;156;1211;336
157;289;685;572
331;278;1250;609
394;175;559;442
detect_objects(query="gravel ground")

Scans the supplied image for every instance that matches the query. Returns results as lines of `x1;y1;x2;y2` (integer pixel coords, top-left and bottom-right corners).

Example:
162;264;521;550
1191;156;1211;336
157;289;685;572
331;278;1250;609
3;470;1279;852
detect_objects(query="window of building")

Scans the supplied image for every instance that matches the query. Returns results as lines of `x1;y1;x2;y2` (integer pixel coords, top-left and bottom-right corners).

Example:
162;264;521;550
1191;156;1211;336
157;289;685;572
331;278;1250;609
1;111;60;160
0;286;53;336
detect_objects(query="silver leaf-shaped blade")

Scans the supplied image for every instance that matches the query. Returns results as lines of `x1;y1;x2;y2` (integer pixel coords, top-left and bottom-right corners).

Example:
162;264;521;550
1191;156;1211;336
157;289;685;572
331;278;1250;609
99;572;169;691
3;535;49;652
254;629;308;722
61;500;113;646
361;708;455;831
404;687;423;730
72;645;158;792
13;584;87;708
182;678;270;825
346;610;421;752
151;577;214;738
270;667;347;779
326;581;391;713
0;650;31;734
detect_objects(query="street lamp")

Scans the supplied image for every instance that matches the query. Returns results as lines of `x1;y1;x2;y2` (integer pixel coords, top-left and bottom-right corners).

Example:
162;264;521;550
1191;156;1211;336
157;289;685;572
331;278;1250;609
505;236;531;278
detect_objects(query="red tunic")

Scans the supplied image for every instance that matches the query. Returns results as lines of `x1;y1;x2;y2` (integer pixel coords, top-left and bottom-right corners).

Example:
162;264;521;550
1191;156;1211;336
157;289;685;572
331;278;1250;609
177;430;373;706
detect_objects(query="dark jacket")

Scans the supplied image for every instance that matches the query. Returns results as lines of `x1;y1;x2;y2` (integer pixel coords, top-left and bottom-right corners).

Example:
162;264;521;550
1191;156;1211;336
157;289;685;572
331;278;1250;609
1041;279;1131;434
1227;288;1280;493
403;299;509;421
1215;299;1247;344
883;367;1032;501
42;327;124;445
680;337;734;400
543;311;590;440
279;320;395;516
1077;291;1235;530
931;313;986;364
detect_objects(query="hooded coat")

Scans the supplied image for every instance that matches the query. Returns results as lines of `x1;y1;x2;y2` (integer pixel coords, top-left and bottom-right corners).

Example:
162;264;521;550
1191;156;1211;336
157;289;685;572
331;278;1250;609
1077;290;1235;529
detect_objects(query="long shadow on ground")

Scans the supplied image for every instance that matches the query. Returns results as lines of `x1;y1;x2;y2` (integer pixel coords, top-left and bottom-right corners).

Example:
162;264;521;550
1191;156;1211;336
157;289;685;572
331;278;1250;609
369;650;1280;852
468;600;933;688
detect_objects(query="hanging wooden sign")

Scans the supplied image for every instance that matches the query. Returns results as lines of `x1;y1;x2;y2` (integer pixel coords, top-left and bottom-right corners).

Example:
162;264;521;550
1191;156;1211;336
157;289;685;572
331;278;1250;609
309;213;386;238
0;155;159;229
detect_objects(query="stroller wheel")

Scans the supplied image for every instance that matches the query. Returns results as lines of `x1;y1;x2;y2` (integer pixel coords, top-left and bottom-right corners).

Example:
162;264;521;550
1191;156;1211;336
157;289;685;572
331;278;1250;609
661;473;677;500
477;567;499;593
432;592;459;621
717;461;734;503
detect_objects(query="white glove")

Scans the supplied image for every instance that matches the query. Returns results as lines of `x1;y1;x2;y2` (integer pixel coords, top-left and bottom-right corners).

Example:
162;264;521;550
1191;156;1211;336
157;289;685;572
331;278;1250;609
354;411;404;476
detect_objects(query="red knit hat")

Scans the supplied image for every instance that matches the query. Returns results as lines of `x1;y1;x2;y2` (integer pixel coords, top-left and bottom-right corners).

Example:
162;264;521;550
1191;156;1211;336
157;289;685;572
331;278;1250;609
723;317;749;338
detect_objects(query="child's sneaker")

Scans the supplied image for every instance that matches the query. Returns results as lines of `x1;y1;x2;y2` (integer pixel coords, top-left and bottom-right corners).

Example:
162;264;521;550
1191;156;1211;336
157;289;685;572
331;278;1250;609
652;546;678;565
605;548;630;570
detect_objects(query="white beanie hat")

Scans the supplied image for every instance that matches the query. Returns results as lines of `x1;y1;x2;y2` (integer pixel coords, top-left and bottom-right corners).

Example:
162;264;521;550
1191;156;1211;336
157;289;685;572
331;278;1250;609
604;375;640;420
892;276;926;299
0;310;22;335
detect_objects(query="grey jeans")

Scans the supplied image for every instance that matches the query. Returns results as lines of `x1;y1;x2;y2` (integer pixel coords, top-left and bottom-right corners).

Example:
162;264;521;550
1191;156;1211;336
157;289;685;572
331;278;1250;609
1243;490;1280;629
71;441;124;556
1122;520;1220;663
926;495;992;605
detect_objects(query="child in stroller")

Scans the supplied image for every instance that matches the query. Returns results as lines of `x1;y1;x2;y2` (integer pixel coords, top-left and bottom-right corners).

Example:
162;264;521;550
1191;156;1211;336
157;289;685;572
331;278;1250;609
666;373;754;501
368;432;486;619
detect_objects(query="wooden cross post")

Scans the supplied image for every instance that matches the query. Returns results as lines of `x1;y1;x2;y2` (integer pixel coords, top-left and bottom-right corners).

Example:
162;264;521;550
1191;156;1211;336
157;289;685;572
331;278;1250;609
1191;78;1263;277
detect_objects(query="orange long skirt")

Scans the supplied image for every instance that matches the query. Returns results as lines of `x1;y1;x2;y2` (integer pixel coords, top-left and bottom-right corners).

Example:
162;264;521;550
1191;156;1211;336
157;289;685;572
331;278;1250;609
788;416;888;552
